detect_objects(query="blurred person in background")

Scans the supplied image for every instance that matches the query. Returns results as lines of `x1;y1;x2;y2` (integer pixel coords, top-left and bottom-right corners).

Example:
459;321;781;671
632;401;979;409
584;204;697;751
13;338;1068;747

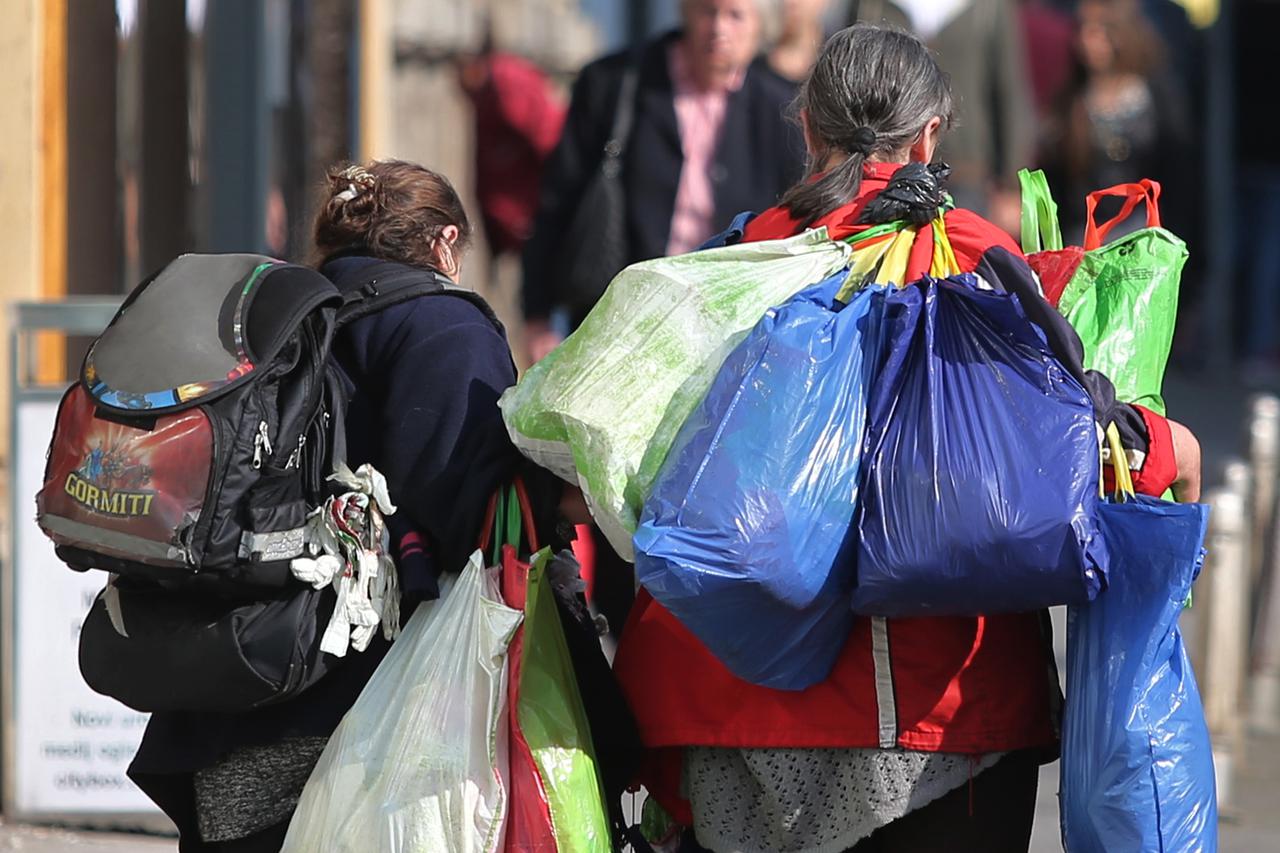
1236;0;1280;381
850;0;1037;236
768;0;836;82
522;0;805;362
1019;0;1077;121
521;0;805;636
456;25;567;260
1040;0;1192;244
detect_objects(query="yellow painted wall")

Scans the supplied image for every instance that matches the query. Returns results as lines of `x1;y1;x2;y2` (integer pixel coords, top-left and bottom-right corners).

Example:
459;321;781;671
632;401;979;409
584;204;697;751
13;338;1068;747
0;0;47;507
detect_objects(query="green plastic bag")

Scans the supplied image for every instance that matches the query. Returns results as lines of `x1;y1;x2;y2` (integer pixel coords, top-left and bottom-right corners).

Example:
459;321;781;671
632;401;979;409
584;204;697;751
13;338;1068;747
499;229;852;559
1019;172;1187;415
518;549;612;852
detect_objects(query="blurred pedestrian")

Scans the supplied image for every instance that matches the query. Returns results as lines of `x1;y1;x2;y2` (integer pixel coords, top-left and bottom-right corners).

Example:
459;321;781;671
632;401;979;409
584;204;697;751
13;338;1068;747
522;0;805;362
1236;0;1280;379
1041;0;1192;244
1019;0;1077;120
456;29;567;258
768;0;835;82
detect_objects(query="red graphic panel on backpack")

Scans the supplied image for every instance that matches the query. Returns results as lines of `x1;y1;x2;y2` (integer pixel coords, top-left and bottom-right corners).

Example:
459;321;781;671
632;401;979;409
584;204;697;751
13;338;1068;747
38;384;214;566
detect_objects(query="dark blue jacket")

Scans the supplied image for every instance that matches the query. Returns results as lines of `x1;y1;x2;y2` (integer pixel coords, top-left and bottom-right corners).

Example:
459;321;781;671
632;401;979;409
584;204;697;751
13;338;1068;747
130;256;555;847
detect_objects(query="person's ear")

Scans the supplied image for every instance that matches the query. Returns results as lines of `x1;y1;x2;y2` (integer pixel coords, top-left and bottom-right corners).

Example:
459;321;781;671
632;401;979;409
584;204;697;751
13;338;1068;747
433;224;461;277
909;115;945;163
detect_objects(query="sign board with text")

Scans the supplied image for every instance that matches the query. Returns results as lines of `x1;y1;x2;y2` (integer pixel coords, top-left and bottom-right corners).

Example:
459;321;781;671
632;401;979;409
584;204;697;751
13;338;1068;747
9;396;157;816
5;300;158;821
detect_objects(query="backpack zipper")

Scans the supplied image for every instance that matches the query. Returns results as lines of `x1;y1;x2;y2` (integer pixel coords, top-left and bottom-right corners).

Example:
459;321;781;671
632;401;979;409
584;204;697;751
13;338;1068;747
252;420;272;469
285;432;305;470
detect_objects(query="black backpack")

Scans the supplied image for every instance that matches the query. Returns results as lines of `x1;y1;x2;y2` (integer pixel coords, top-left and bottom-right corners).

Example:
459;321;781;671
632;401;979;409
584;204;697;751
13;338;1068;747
37;253;501;712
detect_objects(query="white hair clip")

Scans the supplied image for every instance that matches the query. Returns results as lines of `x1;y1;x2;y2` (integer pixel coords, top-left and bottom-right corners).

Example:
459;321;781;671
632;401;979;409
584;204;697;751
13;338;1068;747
335;183;360;203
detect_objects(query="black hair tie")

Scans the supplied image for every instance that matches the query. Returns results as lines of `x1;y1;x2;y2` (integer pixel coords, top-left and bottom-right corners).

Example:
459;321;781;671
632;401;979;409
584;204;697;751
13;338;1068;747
843;126;877;156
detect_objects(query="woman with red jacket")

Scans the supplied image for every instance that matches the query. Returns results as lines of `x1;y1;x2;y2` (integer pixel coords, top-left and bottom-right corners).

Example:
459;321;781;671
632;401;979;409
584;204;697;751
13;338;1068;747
613;24;1201;853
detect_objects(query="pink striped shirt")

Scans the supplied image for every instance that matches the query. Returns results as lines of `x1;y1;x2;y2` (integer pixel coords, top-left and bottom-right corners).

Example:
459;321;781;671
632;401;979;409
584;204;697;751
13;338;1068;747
665;43;746;256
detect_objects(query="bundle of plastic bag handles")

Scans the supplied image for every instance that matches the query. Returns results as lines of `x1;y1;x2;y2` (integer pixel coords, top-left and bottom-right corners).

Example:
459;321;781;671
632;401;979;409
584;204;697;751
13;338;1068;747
836;214;961;302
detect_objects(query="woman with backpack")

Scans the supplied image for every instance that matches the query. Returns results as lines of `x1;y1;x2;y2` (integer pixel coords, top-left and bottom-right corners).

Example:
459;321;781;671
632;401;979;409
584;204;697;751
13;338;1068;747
128;160;570;852
612;25;1202;852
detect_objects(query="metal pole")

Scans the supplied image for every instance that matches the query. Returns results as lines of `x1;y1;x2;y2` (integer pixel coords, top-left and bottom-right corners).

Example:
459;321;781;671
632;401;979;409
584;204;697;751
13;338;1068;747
1203;483;1250;811
204;0;268;252
1251;495;1280;734
1247;395;1280;594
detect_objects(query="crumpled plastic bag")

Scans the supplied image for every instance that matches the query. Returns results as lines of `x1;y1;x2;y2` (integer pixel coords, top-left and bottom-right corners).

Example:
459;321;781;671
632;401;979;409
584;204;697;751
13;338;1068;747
1061;495;1216;853
500;229;852;560
634;274;885;690
281;551;521;853
1019;170;1186;414
854;275;1108;617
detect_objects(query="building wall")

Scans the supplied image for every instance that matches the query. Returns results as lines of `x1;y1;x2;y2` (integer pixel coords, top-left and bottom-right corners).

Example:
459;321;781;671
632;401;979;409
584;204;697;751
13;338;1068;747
0;0;45;510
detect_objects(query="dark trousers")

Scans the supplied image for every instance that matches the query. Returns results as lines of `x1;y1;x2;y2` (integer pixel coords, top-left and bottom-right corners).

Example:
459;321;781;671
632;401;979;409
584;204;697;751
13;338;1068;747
680;750;1040;853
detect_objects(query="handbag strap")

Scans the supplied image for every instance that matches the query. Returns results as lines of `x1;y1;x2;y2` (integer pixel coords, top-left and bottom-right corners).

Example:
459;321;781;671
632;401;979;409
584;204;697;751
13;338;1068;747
1083;180;1162;250
602;61;641;170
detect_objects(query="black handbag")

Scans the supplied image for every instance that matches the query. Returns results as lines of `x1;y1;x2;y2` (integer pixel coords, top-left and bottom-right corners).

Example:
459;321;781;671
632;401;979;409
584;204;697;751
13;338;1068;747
550;65;640;316
78;578;340;713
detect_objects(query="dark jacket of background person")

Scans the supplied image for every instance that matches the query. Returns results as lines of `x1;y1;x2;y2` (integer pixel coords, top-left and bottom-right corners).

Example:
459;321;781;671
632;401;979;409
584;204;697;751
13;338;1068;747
850;1;1037;217
520;30;805;323
128;255;562;851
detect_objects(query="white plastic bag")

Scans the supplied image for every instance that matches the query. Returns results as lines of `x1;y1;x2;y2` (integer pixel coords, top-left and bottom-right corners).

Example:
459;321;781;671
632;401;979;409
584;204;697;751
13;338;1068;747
499;229;851;559
282;551;523;853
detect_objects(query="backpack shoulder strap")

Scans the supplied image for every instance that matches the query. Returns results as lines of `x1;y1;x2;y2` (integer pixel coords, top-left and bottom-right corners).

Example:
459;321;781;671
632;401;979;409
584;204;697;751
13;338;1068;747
333;260;502;331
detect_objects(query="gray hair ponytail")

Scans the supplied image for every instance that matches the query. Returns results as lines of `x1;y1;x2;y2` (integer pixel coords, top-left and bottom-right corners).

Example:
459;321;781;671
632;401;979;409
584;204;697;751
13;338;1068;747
781;24;954;228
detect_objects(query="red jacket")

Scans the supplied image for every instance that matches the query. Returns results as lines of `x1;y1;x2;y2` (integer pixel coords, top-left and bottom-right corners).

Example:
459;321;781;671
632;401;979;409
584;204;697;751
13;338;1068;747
466;54;566;255
612;162;1178;822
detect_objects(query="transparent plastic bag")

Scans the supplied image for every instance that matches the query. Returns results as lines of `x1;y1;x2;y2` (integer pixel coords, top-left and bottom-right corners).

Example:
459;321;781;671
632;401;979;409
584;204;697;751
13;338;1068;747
282;551;522;853
499;230;852;560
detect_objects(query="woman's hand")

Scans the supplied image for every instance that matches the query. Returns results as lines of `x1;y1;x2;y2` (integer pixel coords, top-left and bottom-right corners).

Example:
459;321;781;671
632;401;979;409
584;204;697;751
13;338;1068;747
1168;419;1202;503
524;318;563;364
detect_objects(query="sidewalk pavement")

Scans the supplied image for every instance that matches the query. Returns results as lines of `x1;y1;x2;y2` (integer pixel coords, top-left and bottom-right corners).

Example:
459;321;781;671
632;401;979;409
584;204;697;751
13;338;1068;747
0;821;172;851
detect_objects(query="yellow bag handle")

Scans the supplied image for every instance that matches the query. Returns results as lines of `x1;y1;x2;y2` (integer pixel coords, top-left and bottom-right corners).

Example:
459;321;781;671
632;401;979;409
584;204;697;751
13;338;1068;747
930;215;962;278
1102;422;1136;500
837;214;960;301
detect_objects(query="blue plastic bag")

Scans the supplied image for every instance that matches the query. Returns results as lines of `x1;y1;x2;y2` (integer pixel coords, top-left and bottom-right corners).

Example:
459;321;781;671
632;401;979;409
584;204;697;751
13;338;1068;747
1062;495;1216;853
853;275;1108;617
634;273;885;690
